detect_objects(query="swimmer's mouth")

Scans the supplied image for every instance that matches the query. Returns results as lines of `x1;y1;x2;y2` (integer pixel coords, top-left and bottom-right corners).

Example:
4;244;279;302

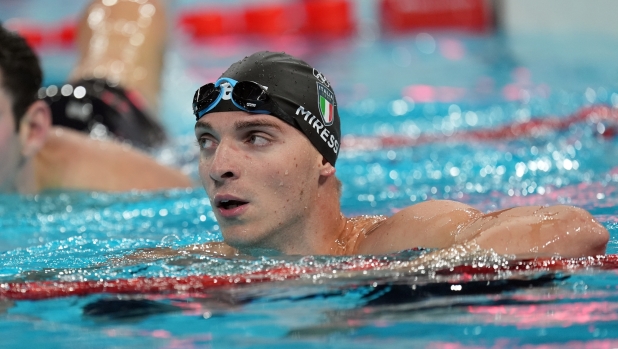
215;198;248;210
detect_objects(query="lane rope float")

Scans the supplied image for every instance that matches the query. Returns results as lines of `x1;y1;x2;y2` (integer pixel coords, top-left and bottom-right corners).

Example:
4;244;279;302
342;105;618;151
2;254;617;301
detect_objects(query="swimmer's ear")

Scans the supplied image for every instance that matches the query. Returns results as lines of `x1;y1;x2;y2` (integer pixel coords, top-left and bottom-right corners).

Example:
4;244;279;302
18;100;52;158
318;157;336;177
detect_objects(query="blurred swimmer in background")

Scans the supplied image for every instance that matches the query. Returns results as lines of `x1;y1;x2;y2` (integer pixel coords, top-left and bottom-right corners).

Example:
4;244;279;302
0;0;193;193
46;0;168;149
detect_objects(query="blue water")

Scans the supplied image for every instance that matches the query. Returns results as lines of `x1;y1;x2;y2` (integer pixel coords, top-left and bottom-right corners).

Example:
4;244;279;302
3;1;618;348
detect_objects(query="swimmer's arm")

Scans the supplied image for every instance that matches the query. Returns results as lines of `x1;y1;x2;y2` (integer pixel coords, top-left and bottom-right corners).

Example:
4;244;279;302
355;200;609;258
112;242;241;265
455;204;608;258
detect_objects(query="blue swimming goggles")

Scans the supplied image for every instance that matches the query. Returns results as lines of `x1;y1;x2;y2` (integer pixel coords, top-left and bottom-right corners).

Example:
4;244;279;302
193;77;293;125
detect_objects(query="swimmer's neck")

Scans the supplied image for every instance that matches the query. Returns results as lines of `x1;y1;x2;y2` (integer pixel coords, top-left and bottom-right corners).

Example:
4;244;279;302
13;130;65;194
231;178;349;256
288;182;349;256
12;127;94;193
13;158;38;194
231;212;349;256
30;127;81;192
221;214;386;257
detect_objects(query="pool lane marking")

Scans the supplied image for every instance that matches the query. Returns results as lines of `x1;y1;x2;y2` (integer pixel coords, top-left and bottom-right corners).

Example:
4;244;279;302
342;105;618;151
1;254;618;300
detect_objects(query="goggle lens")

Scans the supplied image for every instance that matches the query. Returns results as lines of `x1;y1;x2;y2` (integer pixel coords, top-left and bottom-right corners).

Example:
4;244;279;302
232;81;269;111
193;83;219;113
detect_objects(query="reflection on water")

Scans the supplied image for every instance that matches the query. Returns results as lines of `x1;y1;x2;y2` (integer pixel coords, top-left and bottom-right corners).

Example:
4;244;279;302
3;2;618;347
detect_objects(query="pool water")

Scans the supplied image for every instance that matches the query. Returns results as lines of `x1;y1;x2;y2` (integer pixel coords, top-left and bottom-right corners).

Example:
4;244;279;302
3;1;618;348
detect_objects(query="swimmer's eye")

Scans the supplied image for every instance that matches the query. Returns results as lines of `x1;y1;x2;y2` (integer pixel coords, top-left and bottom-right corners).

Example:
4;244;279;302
247;134;270;146
197;137;217;150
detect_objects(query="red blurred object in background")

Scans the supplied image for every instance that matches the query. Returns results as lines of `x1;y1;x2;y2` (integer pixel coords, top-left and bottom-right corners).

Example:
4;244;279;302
8;0;357;47
244;5;291;35
57;21;76;45
380;0;492;34
6;19;76;48
302;0;354;37
5;20;44;48
178;10;226;38
179;0;355;40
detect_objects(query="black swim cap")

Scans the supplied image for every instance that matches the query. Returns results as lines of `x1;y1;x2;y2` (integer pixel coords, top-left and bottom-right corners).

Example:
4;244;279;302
205;51;341;166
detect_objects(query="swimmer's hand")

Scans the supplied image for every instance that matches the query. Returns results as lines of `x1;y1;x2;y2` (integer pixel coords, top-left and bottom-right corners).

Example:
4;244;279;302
112;242;241;266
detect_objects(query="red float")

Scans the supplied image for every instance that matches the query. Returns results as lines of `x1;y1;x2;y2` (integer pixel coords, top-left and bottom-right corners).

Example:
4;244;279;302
178;0;355;40
301;0;355;37
380;0;492;34
244;4;300;36
6;0;498;45
6;20;76;48
178;9;228;38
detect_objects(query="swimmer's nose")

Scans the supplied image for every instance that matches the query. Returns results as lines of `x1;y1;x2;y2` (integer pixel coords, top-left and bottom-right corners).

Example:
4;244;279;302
208;142;239;182
210;169;236;182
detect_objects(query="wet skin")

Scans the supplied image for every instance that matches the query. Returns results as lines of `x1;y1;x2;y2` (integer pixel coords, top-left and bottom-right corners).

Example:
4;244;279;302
0;86;193;193
0;83;22;192
195;111;609;258
195;110;344;254
357;201;609;258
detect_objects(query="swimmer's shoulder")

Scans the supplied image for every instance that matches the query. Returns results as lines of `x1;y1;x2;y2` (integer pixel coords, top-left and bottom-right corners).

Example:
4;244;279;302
39;126;193;192
354;200;482;255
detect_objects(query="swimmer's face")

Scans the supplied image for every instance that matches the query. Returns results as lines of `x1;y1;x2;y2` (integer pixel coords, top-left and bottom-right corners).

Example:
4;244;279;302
195;111;323;251
0;81;23;192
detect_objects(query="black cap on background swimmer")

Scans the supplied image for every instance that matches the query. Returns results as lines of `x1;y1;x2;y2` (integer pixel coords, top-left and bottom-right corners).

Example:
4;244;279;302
206;51;341;166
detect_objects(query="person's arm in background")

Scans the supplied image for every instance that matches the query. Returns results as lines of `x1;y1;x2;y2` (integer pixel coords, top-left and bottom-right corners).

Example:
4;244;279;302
70;0;167;113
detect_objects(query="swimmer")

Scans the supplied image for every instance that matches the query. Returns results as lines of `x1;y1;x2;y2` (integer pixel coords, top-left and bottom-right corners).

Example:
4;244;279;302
189;51;608;258
0;4;192;193
46;0;169;149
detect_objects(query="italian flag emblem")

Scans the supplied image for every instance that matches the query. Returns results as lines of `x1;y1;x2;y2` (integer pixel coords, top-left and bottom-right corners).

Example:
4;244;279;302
317;83;336;125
